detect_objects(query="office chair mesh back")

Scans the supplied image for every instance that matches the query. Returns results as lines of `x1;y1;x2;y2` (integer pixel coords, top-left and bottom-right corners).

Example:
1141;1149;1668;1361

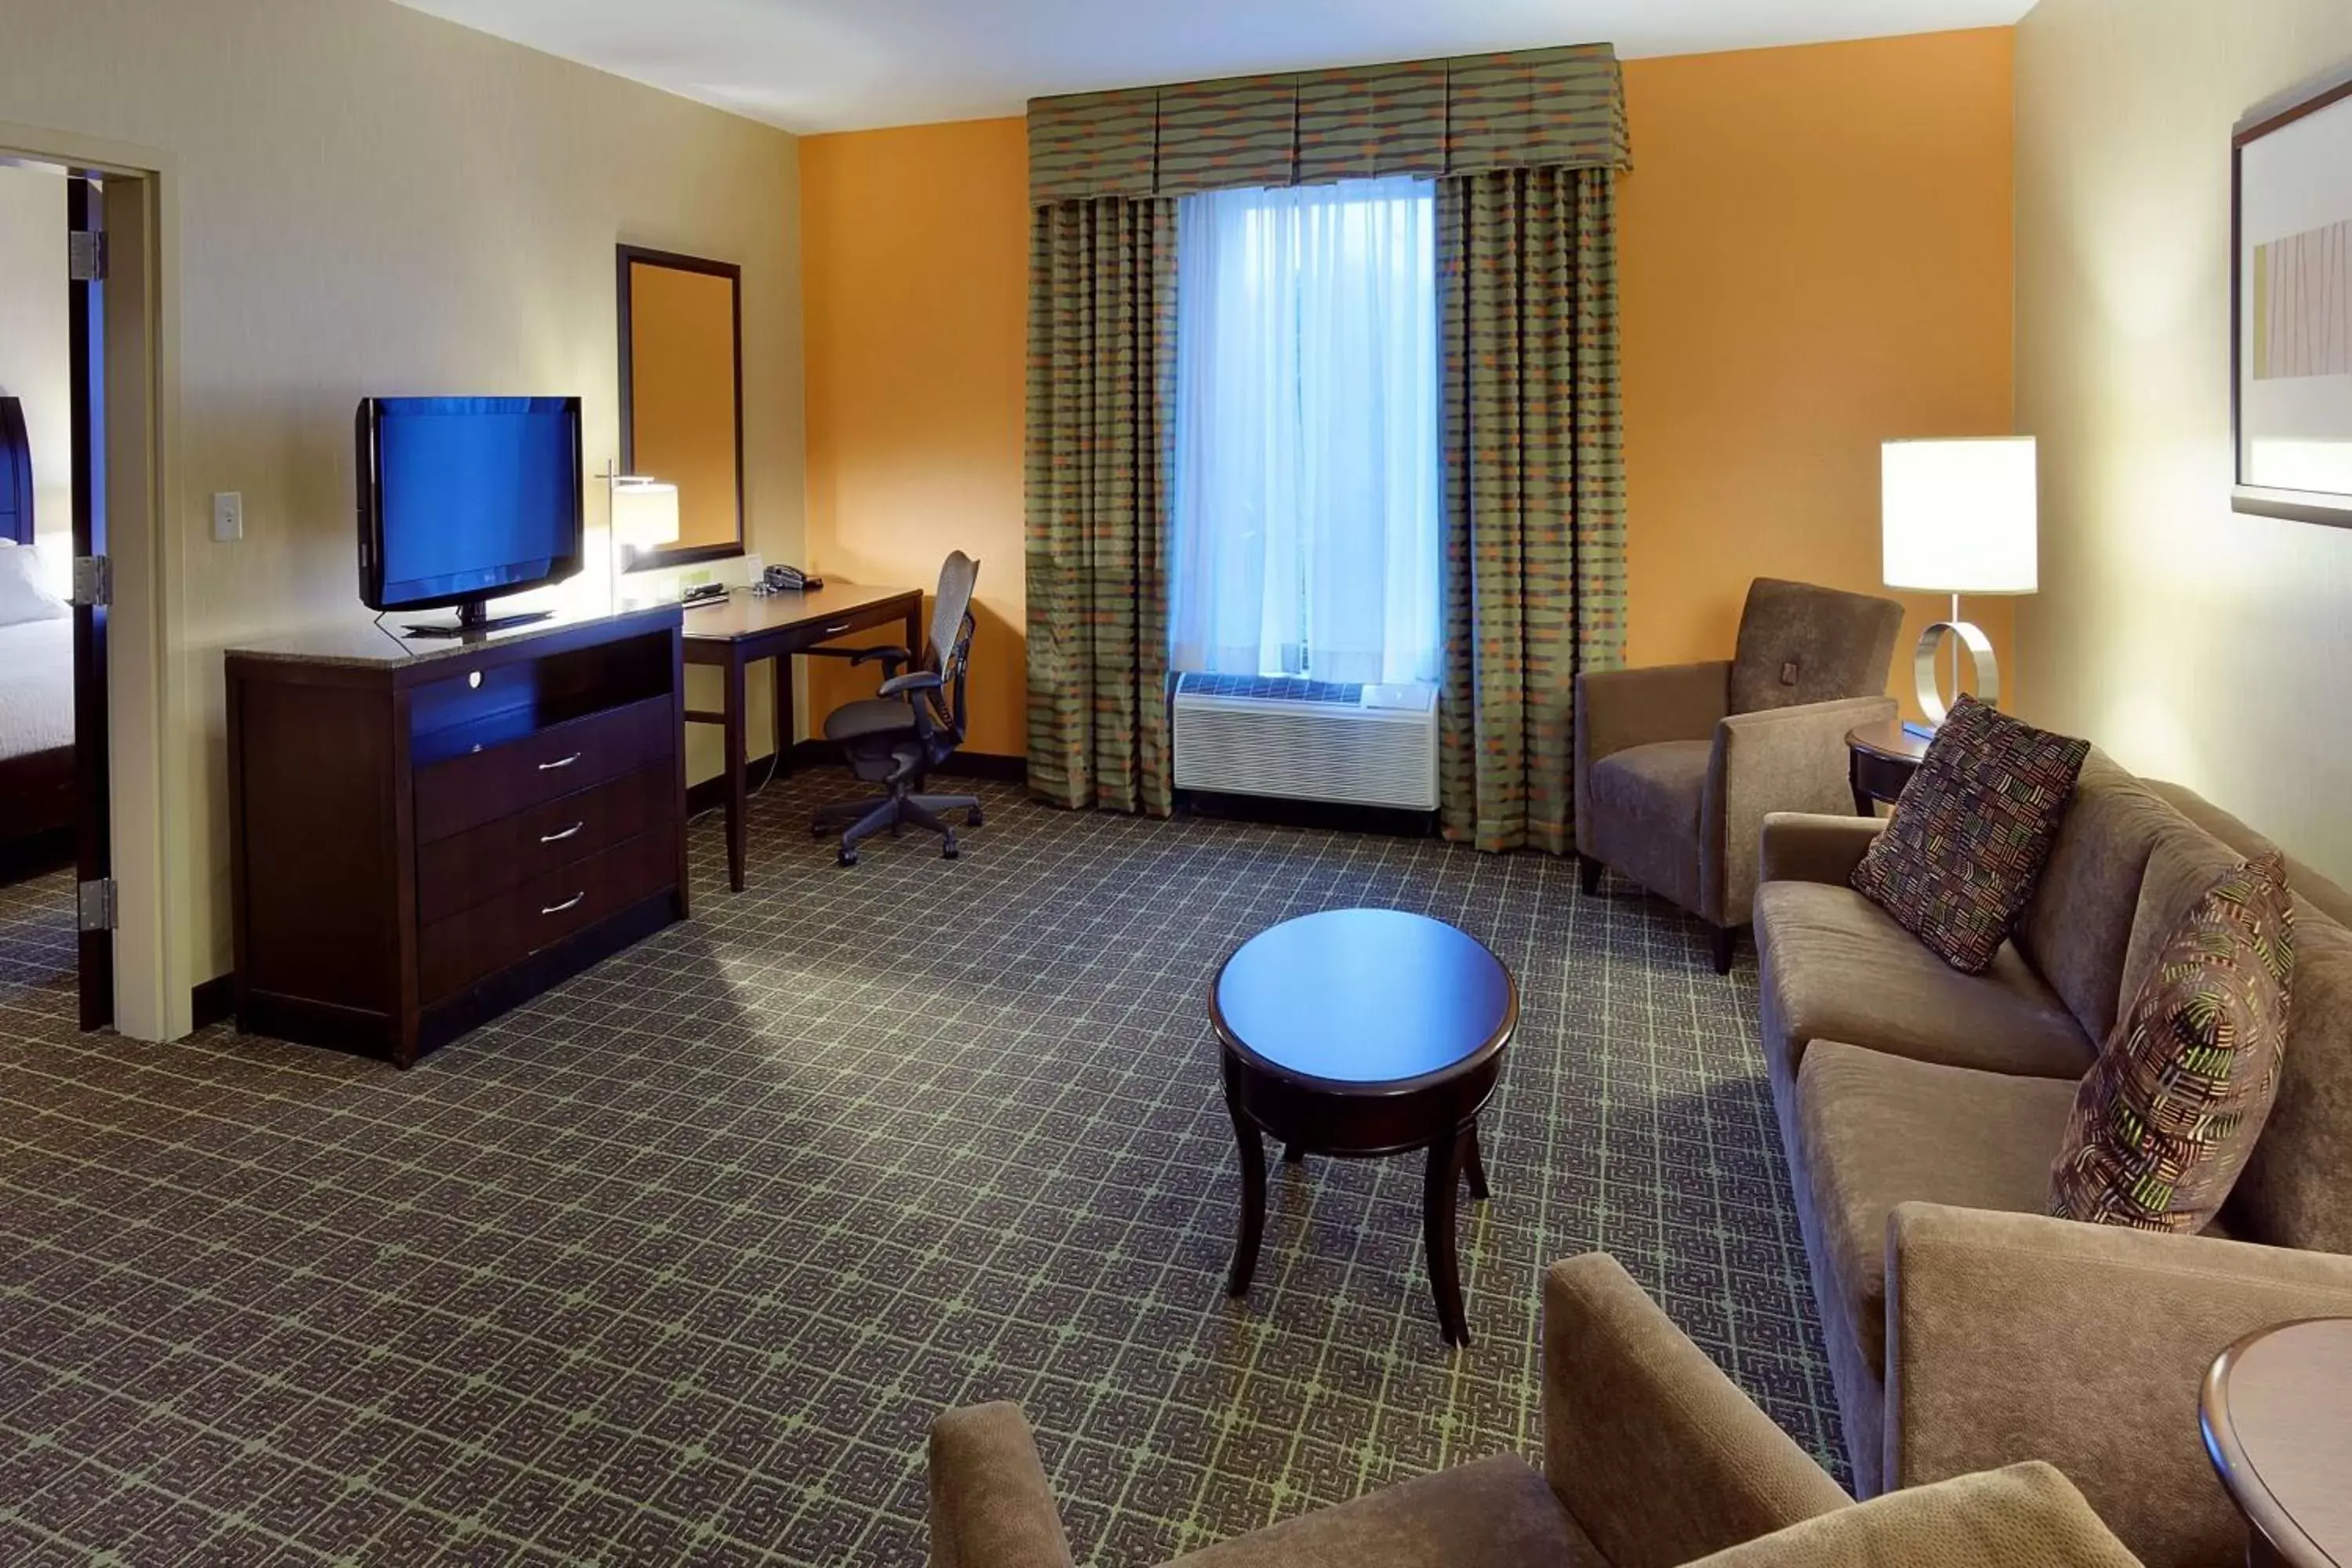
927;551;980;737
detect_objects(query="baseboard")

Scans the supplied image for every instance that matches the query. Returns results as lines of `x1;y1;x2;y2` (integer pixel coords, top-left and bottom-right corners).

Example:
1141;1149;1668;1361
688;744;1025;814
191;972;235;1030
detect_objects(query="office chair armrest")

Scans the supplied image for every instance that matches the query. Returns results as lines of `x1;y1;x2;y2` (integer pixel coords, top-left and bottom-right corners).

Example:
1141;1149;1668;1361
804;644;914;674
878;671;942;698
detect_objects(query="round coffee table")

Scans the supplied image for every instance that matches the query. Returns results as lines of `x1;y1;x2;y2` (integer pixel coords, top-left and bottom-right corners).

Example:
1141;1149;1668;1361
2201;1318;2352;1568
1210;909;1517;1347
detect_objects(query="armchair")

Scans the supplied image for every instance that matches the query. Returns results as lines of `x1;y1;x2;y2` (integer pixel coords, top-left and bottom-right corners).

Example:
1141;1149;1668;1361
927;1253;2146;1568
1575;578;1902;971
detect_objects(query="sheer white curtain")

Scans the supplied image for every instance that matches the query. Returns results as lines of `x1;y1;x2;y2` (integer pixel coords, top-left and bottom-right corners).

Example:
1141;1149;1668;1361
1169;176;1440;686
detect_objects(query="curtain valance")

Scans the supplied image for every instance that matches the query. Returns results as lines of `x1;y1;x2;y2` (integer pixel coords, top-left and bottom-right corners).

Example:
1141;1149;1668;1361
1028;44;1630;205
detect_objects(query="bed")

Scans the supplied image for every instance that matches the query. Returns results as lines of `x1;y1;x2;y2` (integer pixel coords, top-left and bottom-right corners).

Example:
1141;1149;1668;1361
0;397;76;861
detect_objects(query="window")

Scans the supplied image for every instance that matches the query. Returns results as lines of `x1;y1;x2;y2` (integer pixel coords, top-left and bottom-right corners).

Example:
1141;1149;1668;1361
1169;176;1440;686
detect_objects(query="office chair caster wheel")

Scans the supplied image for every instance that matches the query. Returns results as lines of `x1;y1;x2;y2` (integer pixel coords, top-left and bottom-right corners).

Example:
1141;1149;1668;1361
942;837;960;860
838;847;858;868
967;805;984;827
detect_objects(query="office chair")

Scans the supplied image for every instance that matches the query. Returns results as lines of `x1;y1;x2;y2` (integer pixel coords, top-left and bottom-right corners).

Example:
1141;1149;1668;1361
808;551;982;867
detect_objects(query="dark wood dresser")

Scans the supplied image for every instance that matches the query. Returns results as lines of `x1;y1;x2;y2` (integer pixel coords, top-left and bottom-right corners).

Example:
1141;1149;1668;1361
226;605;688;1066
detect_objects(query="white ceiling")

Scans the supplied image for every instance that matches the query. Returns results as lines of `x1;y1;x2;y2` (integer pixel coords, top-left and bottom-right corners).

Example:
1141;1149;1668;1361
393;0;2034;134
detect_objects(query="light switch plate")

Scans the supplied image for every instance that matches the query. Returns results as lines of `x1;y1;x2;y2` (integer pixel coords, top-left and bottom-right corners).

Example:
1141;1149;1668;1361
211;492;243;543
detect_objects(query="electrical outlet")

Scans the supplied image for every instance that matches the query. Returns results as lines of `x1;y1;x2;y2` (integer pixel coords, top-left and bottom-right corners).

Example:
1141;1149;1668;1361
211;492;244;543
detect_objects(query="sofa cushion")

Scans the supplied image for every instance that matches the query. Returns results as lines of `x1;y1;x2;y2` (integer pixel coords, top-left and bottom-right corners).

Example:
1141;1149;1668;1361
2015;751;2184;1045
2053;852;2294;1233
1755;880;2097;1085
1685;1462;2143;1568
1588;739;1712;916
1794;1042;2080;1376
1851;698;2090;974
2228;909;2352;1252
1168;1454;1579;1568
2144;779;2352;930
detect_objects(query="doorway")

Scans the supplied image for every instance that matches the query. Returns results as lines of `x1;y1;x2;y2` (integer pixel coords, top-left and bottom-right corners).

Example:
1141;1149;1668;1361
0;158;114;1030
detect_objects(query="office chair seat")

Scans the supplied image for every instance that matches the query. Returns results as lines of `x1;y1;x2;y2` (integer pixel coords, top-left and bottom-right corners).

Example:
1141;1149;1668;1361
822;698;918;746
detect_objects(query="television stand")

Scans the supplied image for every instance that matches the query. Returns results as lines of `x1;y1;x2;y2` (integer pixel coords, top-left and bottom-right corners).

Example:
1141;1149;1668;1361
404;598;554;640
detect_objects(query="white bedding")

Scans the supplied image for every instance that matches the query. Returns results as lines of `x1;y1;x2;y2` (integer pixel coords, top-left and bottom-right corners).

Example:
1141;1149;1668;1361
0;617;73;760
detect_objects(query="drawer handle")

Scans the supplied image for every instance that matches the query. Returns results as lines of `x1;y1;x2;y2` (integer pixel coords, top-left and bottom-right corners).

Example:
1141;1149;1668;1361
824;622;851;635
539;822;585;844
538;753;583;771
540;891;587;916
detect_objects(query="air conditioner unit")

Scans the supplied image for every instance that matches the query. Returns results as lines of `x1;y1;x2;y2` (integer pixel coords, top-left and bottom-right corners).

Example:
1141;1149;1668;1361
1172;673;1439;811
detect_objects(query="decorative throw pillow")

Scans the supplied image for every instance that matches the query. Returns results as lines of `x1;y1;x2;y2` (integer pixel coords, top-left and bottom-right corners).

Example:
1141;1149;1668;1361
1849;696;2090;973
2049;851;2294;1232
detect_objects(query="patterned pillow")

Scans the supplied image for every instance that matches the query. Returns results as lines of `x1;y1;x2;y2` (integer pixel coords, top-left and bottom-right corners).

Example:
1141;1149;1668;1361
2049;851;2294;1232
1849;697;2089;974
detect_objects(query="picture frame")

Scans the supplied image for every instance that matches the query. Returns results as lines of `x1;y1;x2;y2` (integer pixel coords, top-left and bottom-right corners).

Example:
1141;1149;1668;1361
2232;61;2352;528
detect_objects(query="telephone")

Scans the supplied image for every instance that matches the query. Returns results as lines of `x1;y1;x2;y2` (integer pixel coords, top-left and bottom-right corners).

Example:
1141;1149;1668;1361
756;563;823;595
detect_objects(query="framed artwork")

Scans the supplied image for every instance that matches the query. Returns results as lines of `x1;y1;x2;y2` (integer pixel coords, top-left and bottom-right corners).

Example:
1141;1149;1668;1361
2234;64;2352;527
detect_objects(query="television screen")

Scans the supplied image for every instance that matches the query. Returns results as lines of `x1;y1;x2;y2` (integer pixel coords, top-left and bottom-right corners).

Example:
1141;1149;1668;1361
357;396;584;613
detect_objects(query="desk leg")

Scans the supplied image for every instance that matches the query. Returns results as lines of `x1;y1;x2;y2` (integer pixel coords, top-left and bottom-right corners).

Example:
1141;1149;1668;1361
772;652;796;780
724;655;749;892
906;601;924;663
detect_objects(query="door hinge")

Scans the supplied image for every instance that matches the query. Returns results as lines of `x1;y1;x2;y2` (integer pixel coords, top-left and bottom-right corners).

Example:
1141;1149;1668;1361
67;230;107;283
78;878;116;933
71;555;111;608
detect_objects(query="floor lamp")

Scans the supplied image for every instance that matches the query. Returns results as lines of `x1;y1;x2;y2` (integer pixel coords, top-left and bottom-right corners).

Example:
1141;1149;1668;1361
1881;437;2038;734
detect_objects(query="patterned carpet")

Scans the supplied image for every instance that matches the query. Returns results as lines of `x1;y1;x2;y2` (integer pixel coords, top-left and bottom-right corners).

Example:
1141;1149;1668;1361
0;775;1842;1566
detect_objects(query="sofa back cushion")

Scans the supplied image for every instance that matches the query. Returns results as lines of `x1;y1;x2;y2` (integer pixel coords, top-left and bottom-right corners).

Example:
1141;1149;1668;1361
1730;577;1904;716
2143;779;2352;928
2015;751;2184;1044
2225;906;2352;1251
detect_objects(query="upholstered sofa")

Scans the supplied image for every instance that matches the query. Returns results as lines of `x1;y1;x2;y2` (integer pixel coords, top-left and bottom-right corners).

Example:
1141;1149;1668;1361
1575;578;1902;973
927;1254;2143;1568
1751;751;2352;1568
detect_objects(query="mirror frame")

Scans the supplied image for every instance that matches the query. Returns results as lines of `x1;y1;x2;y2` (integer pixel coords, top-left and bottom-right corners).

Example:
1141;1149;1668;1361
615;243;747;571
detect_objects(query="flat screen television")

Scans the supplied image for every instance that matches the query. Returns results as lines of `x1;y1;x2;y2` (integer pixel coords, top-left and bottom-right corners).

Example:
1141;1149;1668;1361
355;395;585;637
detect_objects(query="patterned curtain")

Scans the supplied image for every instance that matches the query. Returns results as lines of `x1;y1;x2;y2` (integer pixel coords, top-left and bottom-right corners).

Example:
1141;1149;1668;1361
1436;165;1625;854
1024;196;1180;817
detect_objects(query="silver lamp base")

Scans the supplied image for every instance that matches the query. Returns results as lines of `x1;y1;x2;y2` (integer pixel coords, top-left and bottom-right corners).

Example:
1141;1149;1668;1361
1911;616;1998;726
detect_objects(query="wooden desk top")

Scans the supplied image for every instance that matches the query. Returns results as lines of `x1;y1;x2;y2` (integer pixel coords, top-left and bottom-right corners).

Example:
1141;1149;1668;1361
2202;1318;2352;1568
679;583;921;644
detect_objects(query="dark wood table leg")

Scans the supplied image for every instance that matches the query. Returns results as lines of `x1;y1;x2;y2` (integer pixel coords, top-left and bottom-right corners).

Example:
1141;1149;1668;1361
724;655;749;892
904;600;924;662
1463;1120;1489;1202
1850;751;1873;818
1283;1142;1305;1165
1225;1102;1267;1298
1423;1123;1470;1347
771;652;796;781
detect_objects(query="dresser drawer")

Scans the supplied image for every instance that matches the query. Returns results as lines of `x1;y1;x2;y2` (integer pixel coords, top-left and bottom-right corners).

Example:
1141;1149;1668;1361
414;696;674;844
418;825;677;1004
416;763;677;925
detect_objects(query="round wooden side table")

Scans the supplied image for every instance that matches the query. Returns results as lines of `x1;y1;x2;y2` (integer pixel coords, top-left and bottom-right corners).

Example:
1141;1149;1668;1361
1846;719;1932;815
1210;909;1517;1348
2201;1317;2352;1568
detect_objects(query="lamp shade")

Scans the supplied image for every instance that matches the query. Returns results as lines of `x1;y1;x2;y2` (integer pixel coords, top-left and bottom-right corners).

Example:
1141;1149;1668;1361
612;477;680;555
1881;437;2038;595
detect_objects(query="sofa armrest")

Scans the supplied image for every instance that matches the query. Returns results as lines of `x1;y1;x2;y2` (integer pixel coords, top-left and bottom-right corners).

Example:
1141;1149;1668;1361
1544;1254;1848;1568
1759;812;1886;887
1575;662;1731;855
1704;696;1897;925
928;1402;1075;1568
1682;1463;2141;1568
1886;1203;2352;1568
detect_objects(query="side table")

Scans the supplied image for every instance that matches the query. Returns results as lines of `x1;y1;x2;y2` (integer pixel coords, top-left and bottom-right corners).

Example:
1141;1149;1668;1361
2201;1317;2352;1568
1846;719;1931;816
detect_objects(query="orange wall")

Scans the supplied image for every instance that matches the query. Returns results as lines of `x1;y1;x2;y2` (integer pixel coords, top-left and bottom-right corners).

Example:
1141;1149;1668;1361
800;27;2016;753
1621;29;2016;712
801;118;1030;754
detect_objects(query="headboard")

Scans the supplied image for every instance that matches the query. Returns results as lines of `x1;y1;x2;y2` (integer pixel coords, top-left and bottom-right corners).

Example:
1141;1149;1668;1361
0;397;34;546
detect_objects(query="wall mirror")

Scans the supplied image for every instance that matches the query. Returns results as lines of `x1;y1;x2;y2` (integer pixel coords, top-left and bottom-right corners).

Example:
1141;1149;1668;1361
616;244;745;569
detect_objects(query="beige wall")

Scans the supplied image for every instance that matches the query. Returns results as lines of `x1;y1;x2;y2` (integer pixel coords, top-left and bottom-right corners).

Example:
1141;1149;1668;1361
0;0;803;1004
0;163;72;588
2016;0;2352;880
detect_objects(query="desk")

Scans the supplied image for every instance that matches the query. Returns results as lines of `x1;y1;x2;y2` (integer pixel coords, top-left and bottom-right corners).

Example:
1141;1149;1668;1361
682;583;924;891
